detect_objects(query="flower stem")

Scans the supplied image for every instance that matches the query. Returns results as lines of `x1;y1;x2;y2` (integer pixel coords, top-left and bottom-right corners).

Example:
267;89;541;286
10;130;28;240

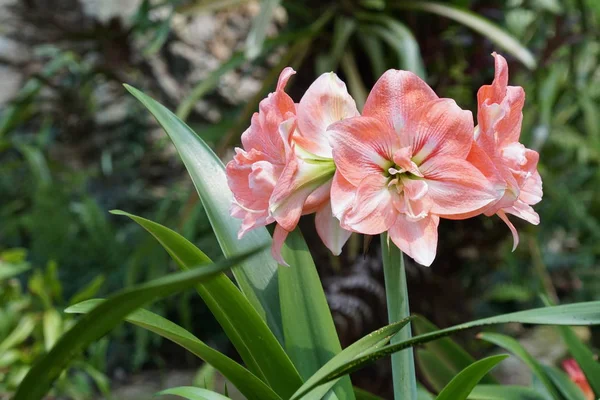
381;233;417;399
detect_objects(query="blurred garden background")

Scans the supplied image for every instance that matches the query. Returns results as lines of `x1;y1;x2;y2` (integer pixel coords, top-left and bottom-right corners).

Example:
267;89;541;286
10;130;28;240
1;0;599;398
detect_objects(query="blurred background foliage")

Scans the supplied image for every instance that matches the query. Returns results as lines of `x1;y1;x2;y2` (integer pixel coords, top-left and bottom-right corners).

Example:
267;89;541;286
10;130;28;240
0;0;599;398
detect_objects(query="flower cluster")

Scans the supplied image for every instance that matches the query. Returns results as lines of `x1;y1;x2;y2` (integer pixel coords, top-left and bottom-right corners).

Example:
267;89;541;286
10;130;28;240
226;53;542;266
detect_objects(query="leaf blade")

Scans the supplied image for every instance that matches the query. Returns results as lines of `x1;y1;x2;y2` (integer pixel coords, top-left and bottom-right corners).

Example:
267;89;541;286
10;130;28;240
436;355;509;400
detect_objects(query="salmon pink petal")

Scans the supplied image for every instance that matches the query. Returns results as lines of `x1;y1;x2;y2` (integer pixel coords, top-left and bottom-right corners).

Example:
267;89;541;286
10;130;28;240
315;201;352;255
330;172;356;220
363;69;438;135
519;170;543;205
296;72;359;158
343;174;397;234
388;214;440;267
409;99;475;164
303;179;332;215
420;157;498;218
272;224;290;266
328;116;398;186
503;201;540;225
392;147;423;177
231;202;272;238
277;67;296;91
497;210;519;251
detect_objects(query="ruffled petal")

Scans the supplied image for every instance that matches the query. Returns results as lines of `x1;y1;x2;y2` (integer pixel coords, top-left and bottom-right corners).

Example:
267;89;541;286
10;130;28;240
330;172;356;220
408;98;475;164
343;174;397;235
503;200;540;226
419;157;498;218
315;201;352;256
363;69;438;135
497;210;519;251
328;116;398;186
296;72;359;158
272;224;290;266
519;170;543;206
388;214;440;267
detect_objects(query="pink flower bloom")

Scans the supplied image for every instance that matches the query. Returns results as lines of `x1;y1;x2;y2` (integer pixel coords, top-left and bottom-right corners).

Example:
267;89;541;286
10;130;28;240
328;70;498;266
226;68;357;264
562;359;594;400
468;53;543;249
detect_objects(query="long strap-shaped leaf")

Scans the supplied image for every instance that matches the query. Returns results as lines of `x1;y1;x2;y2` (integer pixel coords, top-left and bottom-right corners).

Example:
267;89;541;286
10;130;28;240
125;84;284;344
292;300;600;398
157;387;231;400
279;229;355;400
478;332;560;400
66;300;281;400
466;384;548;399
436;355;508;400
113;210;302;398
13;249;260;400
556;325;600;396
542;365;588;400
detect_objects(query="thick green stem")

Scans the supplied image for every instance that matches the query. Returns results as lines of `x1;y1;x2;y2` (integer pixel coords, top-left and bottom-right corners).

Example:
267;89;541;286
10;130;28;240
381;233;417;399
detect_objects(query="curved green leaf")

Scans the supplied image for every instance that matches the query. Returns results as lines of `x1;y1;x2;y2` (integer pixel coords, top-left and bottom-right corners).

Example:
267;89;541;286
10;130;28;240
436;355;508;400
279;229;355;400
354;387;383;400
124;84;284;344
478;332;559;399
66;299;281;400
413;315;497;385
288;317;412;400
245;0;281;59
13;249;260;400
417;348;458;393
112;210;302;398
467;384;548;399
292;300;600;398
158;386;231;400
396;2;536;69
542;365;587;400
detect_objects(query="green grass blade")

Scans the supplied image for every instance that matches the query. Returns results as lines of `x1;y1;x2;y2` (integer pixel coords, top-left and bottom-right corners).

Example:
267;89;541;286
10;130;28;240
466;384;547;399
13;249;260;400
381;235;416;399
292;300;600;398
245;0;281;59
436;355;509;400
354;387;384;400
478;333;560;399
112;210;302;398
396;1;536;69
67;300;281;400
158;386;231;400
124;84;284;344
280;229;355;400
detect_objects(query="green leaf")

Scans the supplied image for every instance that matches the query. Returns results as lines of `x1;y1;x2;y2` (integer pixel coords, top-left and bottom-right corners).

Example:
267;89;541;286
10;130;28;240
0;315;36;353
69;275;105;305
0;262;30;281
477;332;560;399
412;315;497;385
417;349;458;393
112;210;301;398
436;355;509;400
318;16;357;73
289;317;412;400
542;365;587;400
67;299;281;400
279;229;354;400
158;386;231;400
381;235;416;399
418;386;435;400
556;325;600;396
293;300;600;397
396;2;536;69
245;0;281;59
356;33;386;80
341;51;368;110
125;84;283;344
466;384;548;399
13;248;260;400
43;309;62;351
353;387;384;400
360;15;425;77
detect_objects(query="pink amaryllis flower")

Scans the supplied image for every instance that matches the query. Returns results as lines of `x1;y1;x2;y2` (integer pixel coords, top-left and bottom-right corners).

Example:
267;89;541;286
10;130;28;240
226;68;357;264
467;53;543;249
328;70;498;266
562;359;594;400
